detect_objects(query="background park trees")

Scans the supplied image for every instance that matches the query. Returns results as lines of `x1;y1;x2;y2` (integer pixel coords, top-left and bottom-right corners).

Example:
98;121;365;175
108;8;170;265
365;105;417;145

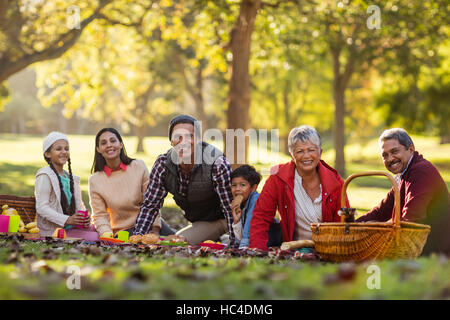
0;0;113;98
0;0;448;170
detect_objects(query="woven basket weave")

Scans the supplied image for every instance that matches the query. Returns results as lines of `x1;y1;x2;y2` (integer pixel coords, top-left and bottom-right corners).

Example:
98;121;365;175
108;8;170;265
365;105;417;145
0;194;36;224
311;171;430;262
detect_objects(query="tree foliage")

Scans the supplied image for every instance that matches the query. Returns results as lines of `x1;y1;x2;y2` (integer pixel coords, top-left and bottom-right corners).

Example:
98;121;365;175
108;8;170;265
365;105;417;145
2;0;448;161
274;0;450;175
0;0;113;84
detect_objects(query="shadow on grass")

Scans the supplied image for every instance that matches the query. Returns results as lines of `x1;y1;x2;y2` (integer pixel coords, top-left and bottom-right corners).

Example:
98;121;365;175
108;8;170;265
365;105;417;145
0;163;91;209
345;171;393;189
0;135;30;141
0;162;41;196
0;161;189;231
432;160;450;171
351;158;382;166
352;157;450;171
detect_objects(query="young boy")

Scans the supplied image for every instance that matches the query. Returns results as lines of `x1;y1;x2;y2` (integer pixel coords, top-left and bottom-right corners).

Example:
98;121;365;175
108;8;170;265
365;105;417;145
231;164;285;249
230;165;261;248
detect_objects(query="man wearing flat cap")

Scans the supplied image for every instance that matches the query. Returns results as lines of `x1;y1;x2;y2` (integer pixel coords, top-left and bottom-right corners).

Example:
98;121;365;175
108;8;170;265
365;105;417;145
134;114;237;247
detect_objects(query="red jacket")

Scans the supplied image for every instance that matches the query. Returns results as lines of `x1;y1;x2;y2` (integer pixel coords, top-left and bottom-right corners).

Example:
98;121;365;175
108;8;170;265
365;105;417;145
250;160;348;250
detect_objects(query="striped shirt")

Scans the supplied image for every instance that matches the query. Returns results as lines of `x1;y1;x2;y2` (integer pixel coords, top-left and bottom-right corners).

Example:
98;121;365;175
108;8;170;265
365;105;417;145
134;153;237;247
293;170;323;240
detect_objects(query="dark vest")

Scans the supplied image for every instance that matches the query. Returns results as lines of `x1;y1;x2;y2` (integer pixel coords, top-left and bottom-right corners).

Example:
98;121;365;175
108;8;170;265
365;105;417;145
164;142;224;222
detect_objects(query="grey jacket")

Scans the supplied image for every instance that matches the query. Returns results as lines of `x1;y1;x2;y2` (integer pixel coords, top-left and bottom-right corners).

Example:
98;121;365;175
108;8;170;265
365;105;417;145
34;166;86;237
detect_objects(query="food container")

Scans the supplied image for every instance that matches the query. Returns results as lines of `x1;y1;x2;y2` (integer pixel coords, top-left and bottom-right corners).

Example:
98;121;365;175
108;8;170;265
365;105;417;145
198;242;226;250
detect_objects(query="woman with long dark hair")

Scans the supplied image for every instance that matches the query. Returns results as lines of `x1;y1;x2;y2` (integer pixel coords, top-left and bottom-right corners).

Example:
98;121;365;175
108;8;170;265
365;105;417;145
89;128;174;238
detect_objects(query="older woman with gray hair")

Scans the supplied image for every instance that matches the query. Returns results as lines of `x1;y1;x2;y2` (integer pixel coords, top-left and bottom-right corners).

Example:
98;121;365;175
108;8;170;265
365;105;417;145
249;125;348;251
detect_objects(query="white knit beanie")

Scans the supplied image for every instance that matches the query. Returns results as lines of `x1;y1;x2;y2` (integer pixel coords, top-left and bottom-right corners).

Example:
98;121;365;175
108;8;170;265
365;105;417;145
43;131;69;154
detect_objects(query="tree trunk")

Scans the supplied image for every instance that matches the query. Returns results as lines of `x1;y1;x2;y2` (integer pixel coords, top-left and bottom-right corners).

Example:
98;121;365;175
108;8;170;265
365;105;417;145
133;83;156;154
172;51;208;133
226;0;261;169
282;82;291;155
192;66;208;132
136;125;146;153
57;103;67;133
440;136;450;144
330;44;355;178
333;85;346;177
78;118;88;135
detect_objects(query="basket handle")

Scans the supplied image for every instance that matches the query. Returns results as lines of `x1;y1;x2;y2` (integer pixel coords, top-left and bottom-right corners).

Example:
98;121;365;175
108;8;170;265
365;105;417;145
340;171;401;227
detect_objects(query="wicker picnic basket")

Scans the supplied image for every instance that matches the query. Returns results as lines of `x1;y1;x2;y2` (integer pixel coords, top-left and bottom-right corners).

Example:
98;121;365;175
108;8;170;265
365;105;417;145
311;171;431;262
0;194;36;224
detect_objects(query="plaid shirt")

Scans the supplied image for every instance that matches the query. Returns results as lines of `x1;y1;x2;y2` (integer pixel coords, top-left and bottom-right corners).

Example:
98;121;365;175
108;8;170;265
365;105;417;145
134;153;237;247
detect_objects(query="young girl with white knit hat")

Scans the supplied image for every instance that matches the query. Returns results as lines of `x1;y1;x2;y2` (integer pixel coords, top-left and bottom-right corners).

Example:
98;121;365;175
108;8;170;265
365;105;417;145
35;132;98;240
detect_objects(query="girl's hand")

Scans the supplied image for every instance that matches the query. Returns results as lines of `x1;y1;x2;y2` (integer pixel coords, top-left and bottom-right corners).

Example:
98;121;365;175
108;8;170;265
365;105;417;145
82;211;91;228
65;212;89;226
231;205;242;225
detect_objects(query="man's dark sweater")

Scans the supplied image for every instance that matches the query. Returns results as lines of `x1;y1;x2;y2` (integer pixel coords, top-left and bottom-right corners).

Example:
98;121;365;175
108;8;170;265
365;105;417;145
357;151;450;255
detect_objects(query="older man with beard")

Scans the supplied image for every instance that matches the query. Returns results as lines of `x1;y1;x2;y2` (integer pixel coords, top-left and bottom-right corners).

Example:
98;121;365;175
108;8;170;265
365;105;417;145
357;128;450;255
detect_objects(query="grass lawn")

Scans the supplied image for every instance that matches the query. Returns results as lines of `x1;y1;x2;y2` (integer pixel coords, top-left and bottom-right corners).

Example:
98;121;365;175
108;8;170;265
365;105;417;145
0;133;449;217
0;236;449;299
0;134;449;300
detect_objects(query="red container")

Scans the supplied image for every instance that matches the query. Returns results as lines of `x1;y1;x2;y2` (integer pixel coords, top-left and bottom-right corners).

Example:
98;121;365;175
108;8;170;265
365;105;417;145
198;242;226;250
76;210;88;229
57;228;65;238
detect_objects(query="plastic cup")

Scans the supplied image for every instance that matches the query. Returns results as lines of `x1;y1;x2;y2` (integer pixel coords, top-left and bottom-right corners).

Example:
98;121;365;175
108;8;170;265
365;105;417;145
0;215;10;233
8;215;20;233
57;228;66;239
117;230;129;243
76;210;89;229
